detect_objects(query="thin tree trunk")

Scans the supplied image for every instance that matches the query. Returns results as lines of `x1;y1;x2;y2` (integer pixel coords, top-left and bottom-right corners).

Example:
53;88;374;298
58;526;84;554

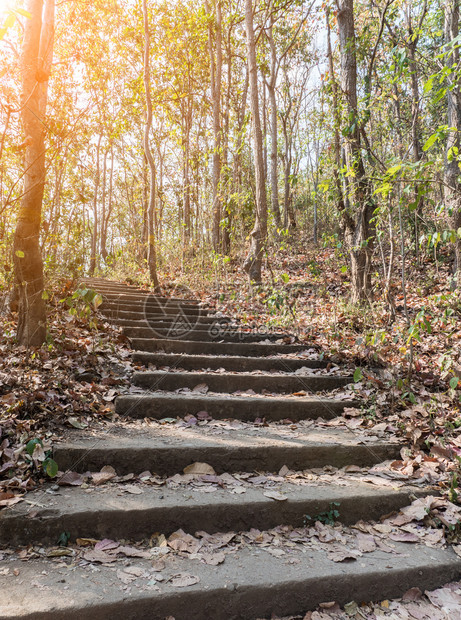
101;145;114;262
243;0;267;284
326;7;345;217
266;19;282;231
183;99;192;251
141;154;148;259
89;133;101;276
222;29;232;255
444;0;461;287
100;147;108;261
405;1;427;262
336;0;374;303
142;0;159;290
206;0;223;252
13;0;54;346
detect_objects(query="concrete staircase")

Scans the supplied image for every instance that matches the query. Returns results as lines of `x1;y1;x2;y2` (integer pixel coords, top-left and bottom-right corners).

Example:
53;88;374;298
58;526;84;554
1;278;459;619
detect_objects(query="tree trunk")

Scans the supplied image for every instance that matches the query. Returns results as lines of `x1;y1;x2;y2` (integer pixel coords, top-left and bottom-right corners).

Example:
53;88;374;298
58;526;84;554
243;0;267;284
337;0;374;303
326;7;345;218
13;0;54;346
142;0;160;290
89;133;101;276
206;0;223;253
221;30;232;256
266;19;282;231
405;1;427;261
101;145;114;263
100;147;108;262
183;99;192;251
444;0;461;287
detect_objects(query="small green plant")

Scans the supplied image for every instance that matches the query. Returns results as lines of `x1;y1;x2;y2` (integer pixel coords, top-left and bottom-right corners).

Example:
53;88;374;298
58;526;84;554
304;502;340;526
61;287;102;328
25;438;59;478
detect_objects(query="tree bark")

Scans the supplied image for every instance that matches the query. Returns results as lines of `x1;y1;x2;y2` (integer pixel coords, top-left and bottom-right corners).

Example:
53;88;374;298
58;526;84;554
444;0;461;287
405;1;427;261
336;0;374;303
89;132;101;276
326;7;345;218
182;98;192;251
13;0;54;346
100;145;113;262
266;18;282;230
142;0;160;290
205;0;223;253
243;0;267;284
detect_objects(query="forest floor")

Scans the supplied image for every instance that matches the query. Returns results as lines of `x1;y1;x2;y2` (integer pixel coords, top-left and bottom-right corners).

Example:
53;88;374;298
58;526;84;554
2;241;461;618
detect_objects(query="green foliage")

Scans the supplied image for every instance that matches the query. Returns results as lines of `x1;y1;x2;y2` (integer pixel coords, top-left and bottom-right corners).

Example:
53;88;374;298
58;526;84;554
61;288;102;328
304;502;340;526
25;438;59;479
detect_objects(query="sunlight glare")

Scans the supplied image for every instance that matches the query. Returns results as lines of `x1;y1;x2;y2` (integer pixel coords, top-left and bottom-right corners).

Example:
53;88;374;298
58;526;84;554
0;1;15;17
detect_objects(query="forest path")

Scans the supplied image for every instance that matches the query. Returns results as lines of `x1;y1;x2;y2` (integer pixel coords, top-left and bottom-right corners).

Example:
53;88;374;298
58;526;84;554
0;278;460;619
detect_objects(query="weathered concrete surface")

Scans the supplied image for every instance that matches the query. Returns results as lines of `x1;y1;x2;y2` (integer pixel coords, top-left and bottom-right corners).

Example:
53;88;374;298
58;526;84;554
98;301;201;317
101;293;200;304
115;392;356;421
131;370;351;393
80;279;197;303
130;339;310;356
1;544;460;619
132;352;328;371
113;317;233;327
0;483;431;547
53;426;401;475
124;327;287;343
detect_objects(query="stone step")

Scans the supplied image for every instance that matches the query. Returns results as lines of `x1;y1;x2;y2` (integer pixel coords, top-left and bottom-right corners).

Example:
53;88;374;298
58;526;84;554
88;288;200;305
79;280;146;293
133;351;328;371
115;393;356;421
100;292;200;304
1;542;458;620
113;317;233;328
100;298;200;309
103;310;221;325
133;351;328;370
100;302;203;316
124;326;287;343
53;426;401;475
0;481;429;547
82;283;199;304
101;310;207;323
131;370;351;393
130;338;308;356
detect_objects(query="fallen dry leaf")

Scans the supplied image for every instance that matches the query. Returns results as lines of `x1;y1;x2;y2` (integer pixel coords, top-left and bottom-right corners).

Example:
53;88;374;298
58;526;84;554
95;539;119;552
355;533;376;553
183;462;216;476
201;552;225;565
169;572;200;587
0;492;23;507
58;471;84;486
91;465;117;485
263;490;287;501
83;549;117;564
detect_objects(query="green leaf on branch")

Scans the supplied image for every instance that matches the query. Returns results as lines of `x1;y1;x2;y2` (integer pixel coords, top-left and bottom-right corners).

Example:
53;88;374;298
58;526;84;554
423;133;439;151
